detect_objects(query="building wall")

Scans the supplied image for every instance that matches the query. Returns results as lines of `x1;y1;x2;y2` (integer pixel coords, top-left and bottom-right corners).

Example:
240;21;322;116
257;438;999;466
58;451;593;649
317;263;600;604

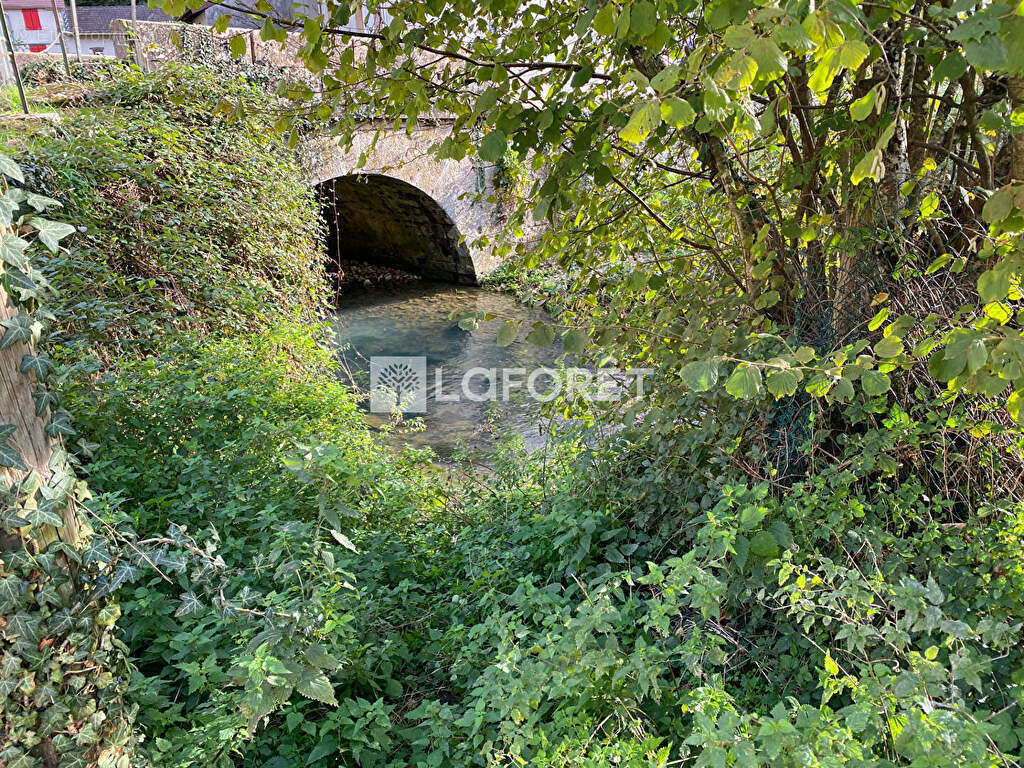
2;5;62;52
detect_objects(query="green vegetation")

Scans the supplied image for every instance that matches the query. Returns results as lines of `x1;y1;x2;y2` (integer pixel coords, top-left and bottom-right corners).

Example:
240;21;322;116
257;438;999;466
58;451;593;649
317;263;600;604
2;0;1024;762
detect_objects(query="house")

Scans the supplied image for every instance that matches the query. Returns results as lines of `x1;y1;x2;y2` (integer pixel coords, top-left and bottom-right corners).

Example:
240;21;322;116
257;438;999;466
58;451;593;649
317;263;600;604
1;0;66;52
60;5;173;56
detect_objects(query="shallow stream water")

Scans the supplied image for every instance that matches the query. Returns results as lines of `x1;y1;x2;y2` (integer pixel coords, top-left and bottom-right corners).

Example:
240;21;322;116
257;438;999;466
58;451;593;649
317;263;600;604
331;282;561;457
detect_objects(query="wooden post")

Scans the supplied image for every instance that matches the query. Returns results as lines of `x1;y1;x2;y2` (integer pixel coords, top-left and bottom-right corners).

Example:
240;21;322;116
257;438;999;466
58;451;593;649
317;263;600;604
50;0;71;78
0;0;29;114
68;0;82;64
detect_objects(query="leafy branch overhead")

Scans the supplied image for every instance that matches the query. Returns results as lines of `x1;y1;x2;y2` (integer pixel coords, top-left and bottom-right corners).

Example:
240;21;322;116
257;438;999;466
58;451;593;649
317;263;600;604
186;0;1024;421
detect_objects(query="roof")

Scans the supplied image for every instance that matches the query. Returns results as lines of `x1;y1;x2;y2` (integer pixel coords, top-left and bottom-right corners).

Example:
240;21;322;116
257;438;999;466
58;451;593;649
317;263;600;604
71;5;174;33
4;0;67;9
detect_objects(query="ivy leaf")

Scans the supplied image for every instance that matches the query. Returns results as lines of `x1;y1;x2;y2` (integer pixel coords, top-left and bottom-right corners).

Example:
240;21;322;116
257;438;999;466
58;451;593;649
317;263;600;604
619;100;661;144
0;234;29;268
0;152;24;183
4;267;37;298
0;312;33;350
20;353;53;381
0;424;26;471
725;364;763;399
25;192;59;212
25;502;64;530
175;591;204;617
32;387;58;416
28;217;75;253
681;360;719;392
45;409;74;438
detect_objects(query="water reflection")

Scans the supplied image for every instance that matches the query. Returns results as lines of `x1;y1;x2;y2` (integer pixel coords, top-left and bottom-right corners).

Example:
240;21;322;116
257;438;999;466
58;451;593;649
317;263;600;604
331;283;561;457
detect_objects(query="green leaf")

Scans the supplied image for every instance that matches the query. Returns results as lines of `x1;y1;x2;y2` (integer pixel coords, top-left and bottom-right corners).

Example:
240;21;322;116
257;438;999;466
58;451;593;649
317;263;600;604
0;234;28;268
229;33;248;57
0;312;32;350
305;644;341;670
873;336;904;359
619;100;661;144
749;529;779;558
0;152;24;184
851;148;884;185
978;268;1010;303
293;666;337;705
747;38;787;79
660;97;696;128
496;320;519;346
849;88;876;121
982;186;1015;223
723;24;756;48
725;364;762;399
824;652;840;676
765;369;799;398
478;130;508;162
330;529;358;552
562;328;588;354
681;360;719;392
0;424;26;471
867;306;889;331
630;1;657;37
935;52;968;81
837;39;870;70
593;4;616;35
28;217;75;253
525;321;555;347
860;370;891;396
20;353;53;380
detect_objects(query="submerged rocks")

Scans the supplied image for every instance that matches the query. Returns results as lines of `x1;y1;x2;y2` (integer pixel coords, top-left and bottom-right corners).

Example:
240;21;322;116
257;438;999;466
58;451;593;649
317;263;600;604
333;259;421;289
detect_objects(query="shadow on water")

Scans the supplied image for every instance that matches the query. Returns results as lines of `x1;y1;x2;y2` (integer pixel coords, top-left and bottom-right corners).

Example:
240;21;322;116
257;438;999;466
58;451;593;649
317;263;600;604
331;282;562;458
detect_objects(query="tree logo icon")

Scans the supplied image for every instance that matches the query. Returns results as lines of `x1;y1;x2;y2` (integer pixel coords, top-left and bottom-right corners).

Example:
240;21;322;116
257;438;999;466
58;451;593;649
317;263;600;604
370;356;427;413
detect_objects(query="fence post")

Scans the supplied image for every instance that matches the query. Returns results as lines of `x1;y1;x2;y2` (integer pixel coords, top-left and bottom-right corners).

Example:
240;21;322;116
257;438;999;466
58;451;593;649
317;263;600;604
68;0;81;63
0;0;29;114
50;0;71;77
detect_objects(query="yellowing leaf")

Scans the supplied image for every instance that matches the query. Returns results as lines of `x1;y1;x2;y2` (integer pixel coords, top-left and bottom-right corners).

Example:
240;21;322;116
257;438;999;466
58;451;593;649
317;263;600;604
660;96;696;128
619;99;662;143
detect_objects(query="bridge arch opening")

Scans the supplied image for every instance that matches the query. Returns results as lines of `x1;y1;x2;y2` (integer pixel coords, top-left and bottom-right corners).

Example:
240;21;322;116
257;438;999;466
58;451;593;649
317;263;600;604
318;174;478;286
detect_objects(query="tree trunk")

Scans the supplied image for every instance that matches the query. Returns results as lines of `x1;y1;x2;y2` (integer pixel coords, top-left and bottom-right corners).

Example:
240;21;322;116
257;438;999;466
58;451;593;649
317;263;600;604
1010;75;1024;184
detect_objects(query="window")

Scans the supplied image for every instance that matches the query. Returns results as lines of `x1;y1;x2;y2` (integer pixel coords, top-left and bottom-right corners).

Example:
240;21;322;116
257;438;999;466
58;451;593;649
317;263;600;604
22;9;42;30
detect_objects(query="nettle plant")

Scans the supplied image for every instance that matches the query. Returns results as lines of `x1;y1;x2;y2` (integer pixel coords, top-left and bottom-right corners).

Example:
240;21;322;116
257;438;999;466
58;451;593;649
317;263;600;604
173;0;1024;454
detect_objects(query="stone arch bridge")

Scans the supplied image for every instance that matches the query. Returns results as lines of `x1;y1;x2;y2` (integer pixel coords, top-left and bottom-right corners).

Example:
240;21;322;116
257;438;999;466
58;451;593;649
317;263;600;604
120;20;515;284
311;121;506;285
